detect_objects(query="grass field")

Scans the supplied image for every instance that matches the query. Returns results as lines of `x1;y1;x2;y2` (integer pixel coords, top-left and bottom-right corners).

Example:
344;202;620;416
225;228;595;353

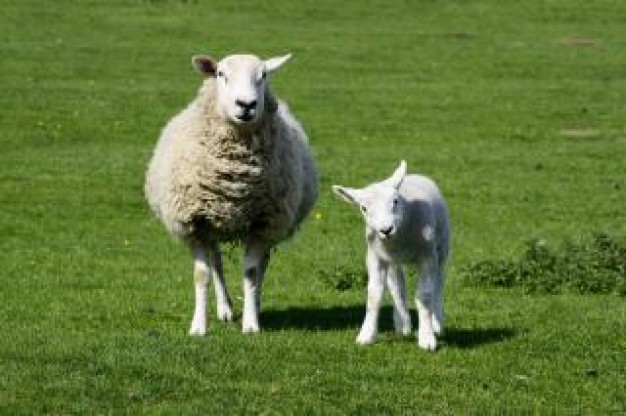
1;0;625;413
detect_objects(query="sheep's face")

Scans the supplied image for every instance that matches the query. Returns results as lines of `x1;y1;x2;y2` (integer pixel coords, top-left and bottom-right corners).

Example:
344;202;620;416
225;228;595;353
193;53;291;126
333;161;407;241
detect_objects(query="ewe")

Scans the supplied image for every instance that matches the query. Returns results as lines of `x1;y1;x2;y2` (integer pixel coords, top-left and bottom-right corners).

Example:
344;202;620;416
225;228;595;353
145;53;318;335
333;161;450;350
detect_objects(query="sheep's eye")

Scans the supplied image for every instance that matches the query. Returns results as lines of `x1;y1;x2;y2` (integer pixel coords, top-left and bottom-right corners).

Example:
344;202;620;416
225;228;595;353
392;197;399;207
217;71;227;82
360;205;367;214
257;71;266;85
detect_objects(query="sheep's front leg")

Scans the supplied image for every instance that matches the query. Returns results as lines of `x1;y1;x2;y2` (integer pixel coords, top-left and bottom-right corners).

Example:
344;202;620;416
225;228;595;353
242;240;270;334
189;248;209;335
357;249;387;345
208;243;233;322
415;254;439;351
387;266;411;336
432;264;445;335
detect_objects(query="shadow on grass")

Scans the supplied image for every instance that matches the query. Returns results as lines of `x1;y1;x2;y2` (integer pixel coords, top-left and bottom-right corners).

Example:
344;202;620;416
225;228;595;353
441;327;518;349
262;305;517;348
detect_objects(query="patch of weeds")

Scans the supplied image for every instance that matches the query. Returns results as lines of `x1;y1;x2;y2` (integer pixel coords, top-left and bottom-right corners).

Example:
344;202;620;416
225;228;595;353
317;265;367;291
462;233;625;296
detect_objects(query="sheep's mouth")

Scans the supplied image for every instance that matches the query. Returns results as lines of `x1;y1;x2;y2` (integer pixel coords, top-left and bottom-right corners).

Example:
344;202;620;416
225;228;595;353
377;226;396;241
235;113;254;122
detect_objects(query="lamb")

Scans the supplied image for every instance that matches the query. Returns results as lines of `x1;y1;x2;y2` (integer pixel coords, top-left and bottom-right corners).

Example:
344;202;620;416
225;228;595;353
145;52;318;336
332;161;450;350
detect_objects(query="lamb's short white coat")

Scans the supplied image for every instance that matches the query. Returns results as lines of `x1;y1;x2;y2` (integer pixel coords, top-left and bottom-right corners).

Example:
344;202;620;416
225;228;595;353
145;53;317;336
333;161;450;350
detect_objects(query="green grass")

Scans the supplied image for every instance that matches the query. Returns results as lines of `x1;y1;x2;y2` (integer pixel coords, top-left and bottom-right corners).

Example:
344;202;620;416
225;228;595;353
462;233;626;295
1;0;625;413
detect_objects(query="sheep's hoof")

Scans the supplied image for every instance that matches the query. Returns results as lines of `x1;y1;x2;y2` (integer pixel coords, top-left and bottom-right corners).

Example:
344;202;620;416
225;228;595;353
393;315;412;336
432;314;444;335
217;305;234;322
189;327;207;336
242;327;260;334
189;316;207;336
242;322;260;334
396;325;413;337
417;330;437;351
356;331;376;345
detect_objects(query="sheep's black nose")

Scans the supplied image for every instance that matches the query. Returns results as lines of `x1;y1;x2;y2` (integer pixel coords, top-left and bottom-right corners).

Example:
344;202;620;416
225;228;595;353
236;99;257;110
380;226;393;237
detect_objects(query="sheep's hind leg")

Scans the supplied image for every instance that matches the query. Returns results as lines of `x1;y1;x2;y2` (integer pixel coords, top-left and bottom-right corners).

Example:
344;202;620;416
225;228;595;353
431;266;445;335
415;254;438;351
242;240;270;334
189;247;209;336
387;266;411;336
208;243;233;322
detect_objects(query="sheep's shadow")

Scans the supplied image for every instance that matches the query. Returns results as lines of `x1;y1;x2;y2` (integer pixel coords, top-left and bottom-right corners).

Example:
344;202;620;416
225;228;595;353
261;305;517;349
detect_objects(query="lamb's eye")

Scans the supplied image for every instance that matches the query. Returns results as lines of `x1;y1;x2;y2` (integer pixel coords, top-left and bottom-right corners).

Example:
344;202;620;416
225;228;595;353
217;71;227;82
392;197;399;207
360;205;367;214
257;71;266;85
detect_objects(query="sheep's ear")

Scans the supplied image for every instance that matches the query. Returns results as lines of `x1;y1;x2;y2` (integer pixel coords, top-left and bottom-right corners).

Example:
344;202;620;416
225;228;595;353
192;55;217;77
332;185;362;207
388;160;407;190
264;54;292;73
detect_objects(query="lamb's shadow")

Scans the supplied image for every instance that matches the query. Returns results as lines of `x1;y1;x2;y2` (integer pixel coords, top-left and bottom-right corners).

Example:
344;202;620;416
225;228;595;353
262;305;517;349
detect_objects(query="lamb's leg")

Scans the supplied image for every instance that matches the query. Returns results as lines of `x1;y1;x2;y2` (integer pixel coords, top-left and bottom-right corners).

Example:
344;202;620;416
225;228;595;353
415;254;439;351
387;265;411;336
208;243;233;322
242;239;270;334
431;263;445;335
189;247;209;336
357;249;387;345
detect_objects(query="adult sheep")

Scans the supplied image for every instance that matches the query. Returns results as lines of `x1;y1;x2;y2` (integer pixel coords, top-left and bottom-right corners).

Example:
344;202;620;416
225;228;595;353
145;52;318;336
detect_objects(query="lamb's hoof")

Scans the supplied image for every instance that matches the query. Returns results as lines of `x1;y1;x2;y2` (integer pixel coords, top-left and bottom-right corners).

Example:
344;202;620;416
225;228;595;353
356;331;376;345
189;326;206;336
393;315;412;336
417;331;437;351
432;316;444;335
189;316;207;336
397;326;413;337
242;322;260;334
217;305;234;322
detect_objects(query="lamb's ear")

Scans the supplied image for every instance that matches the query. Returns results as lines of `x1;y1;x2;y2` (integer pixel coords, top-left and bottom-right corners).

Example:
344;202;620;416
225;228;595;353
389;160;407;190
332;185;362;207
192;55;217;77
264;54;292;73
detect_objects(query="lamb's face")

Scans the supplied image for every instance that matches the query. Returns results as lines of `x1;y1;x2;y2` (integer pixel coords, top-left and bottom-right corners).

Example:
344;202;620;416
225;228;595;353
192;53;291;126
359;184;405;241
333;161;408;241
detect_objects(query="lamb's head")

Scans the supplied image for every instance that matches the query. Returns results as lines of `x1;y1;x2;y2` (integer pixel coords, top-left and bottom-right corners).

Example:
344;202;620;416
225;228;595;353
333;161;407;241
192;53;291;126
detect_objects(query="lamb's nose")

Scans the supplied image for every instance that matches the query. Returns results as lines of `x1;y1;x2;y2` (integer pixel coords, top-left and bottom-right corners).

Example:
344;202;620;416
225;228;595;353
236;99;257;110
380;226;393;237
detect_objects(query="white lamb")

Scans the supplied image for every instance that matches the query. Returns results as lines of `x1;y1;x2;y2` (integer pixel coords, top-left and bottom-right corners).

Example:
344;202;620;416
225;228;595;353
145;52;318;336
332;161;450;350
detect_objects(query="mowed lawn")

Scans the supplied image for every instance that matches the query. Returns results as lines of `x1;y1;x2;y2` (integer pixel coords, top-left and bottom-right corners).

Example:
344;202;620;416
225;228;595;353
1;0;625;414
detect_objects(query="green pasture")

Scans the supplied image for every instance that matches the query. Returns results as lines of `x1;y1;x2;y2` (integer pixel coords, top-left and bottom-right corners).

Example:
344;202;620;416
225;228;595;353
1;0;624;413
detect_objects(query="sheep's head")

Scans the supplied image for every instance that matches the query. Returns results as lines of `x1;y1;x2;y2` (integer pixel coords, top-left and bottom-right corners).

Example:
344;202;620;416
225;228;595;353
333;161;407;241
192;53;291;126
